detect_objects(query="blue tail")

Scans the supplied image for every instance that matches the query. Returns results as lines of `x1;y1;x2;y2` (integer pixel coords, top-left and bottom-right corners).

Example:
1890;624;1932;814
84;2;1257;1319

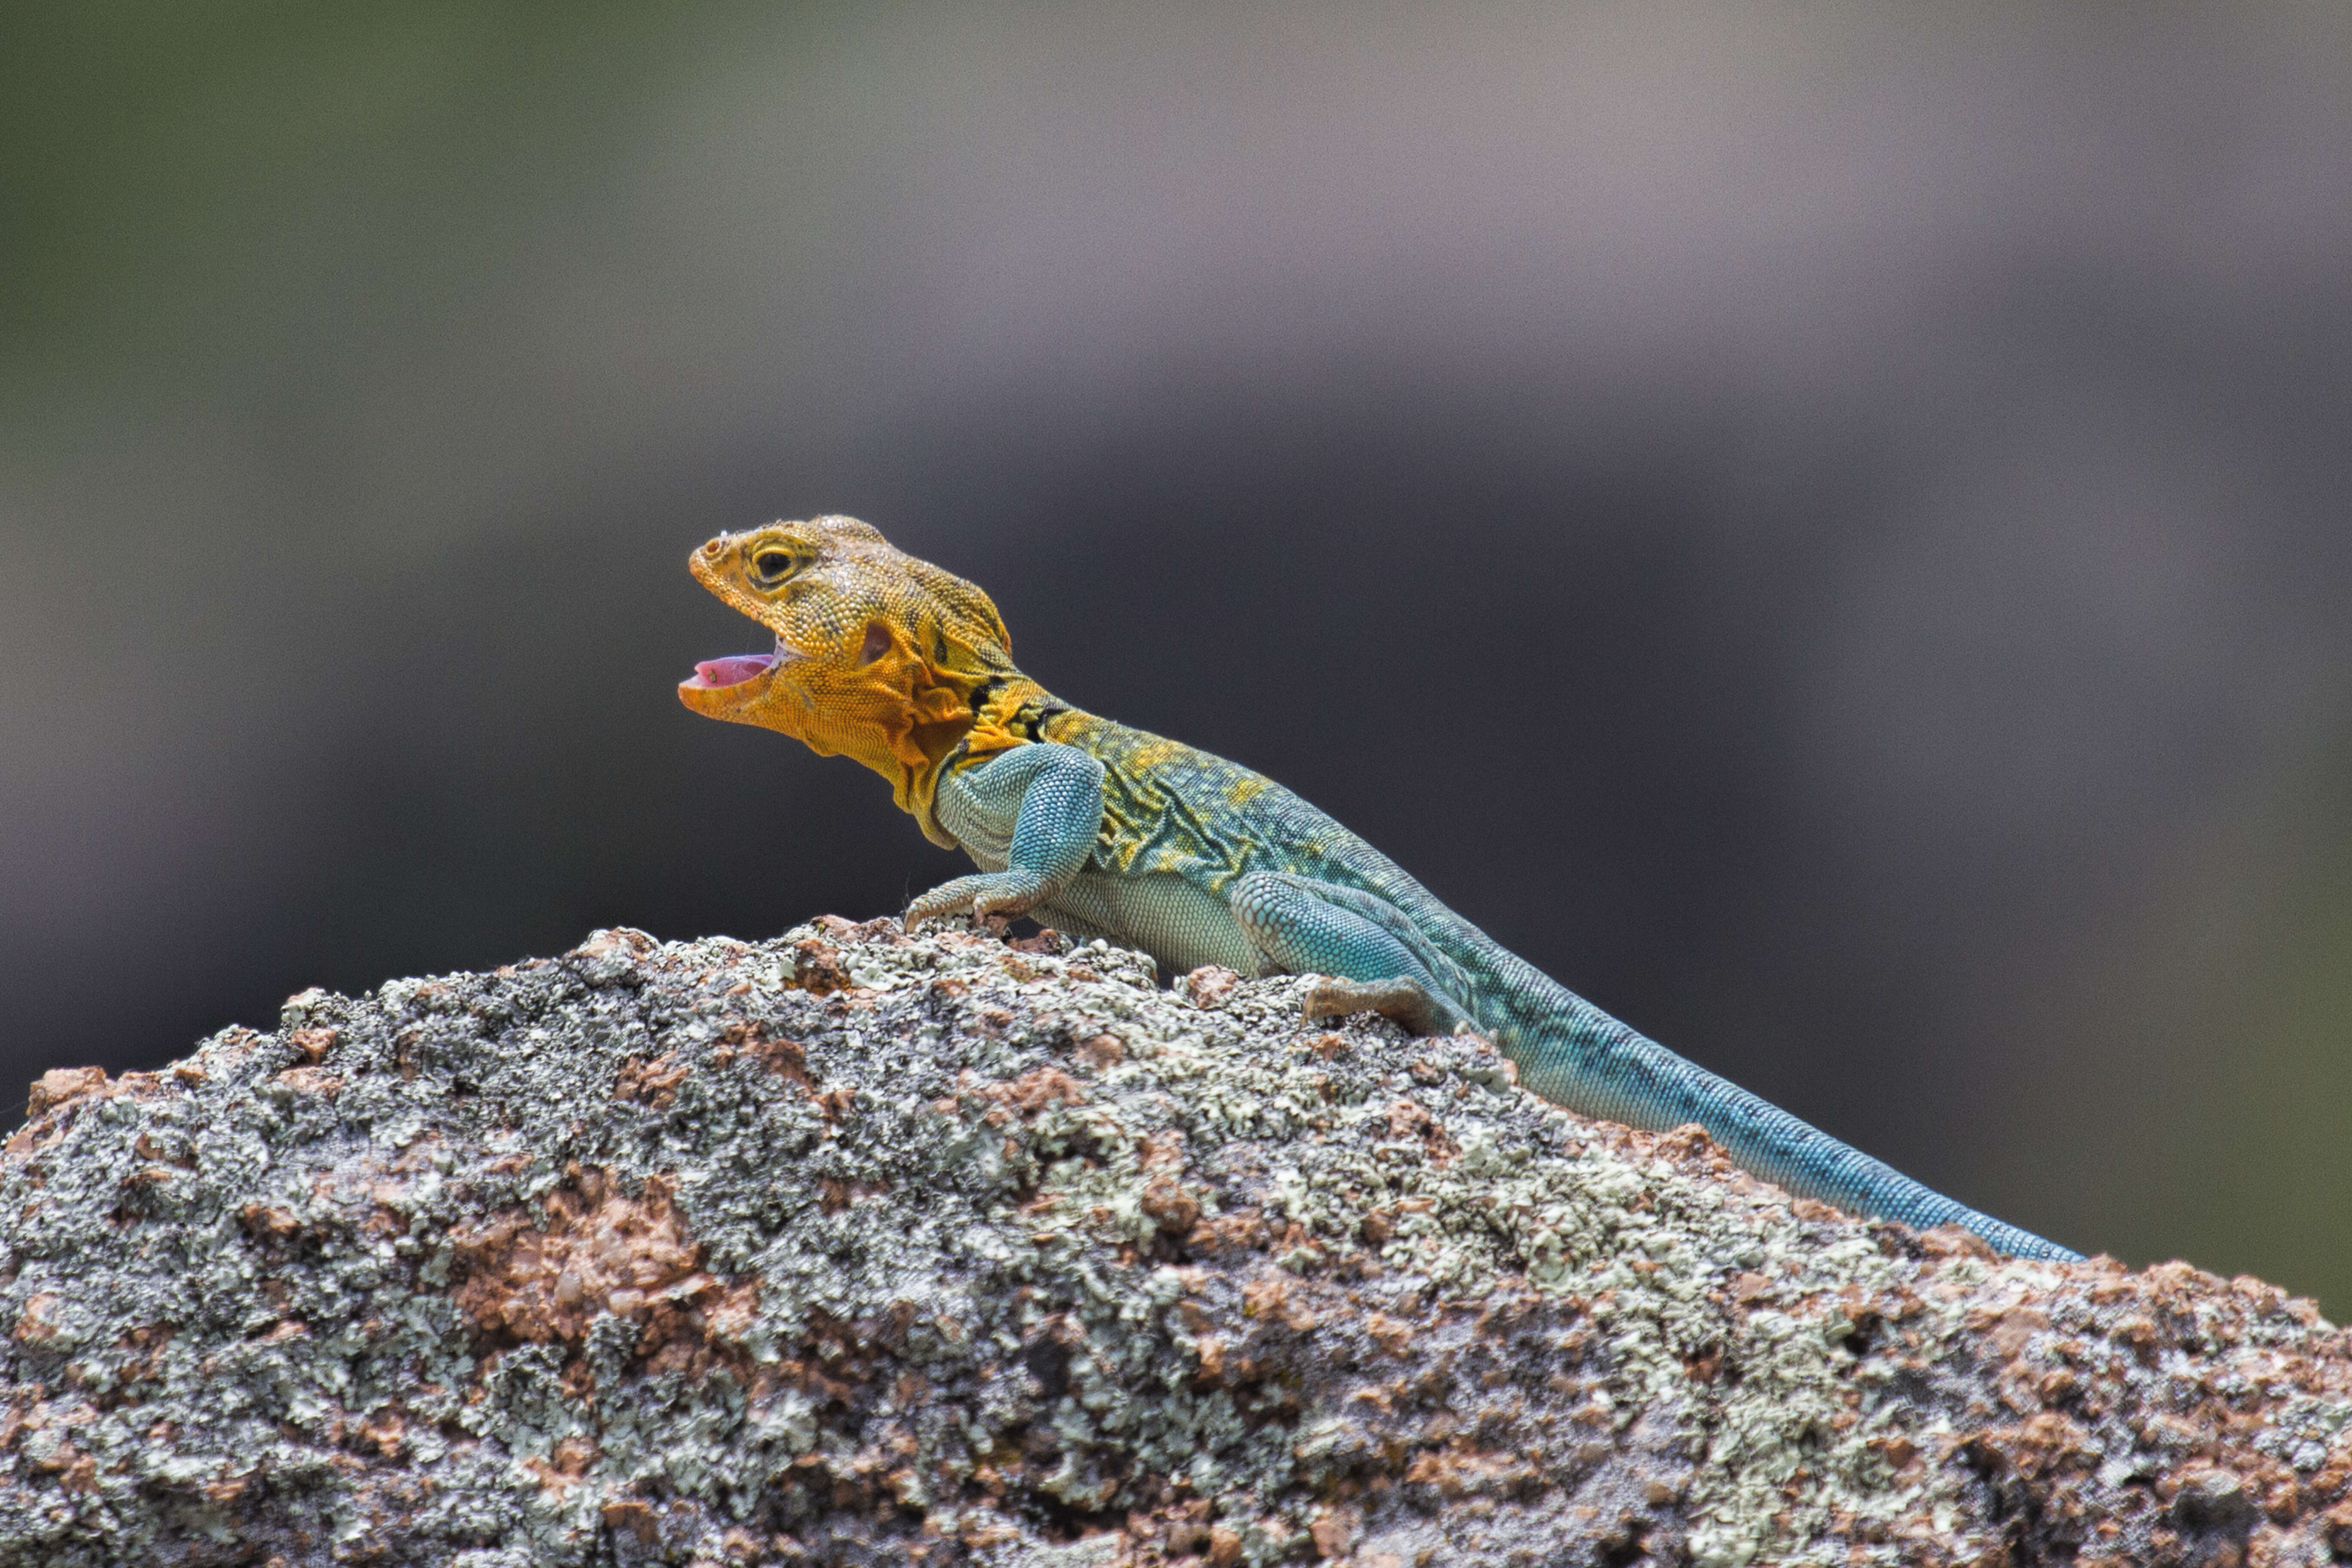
1496;988;2079;1262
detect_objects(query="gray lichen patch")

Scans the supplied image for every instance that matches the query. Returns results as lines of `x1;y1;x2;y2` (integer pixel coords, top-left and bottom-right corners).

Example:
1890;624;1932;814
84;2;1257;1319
0;918;2346;1567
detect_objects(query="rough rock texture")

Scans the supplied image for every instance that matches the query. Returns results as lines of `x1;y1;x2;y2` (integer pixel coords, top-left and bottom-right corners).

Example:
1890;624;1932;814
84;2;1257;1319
2;919;2348;1568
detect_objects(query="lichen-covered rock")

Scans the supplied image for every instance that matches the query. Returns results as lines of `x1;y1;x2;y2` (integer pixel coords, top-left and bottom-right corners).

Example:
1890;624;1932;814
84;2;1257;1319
1;919;2347;1567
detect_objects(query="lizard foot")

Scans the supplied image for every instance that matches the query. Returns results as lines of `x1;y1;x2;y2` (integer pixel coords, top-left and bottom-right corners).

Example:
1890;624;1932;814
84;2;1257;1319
903;871;1046;932
1305;977;1457;1039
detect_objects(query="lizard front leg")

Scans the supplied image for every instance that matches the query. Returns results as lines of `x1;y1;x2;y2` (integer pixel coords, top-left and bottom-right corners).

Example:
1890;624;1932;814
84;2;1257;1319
905;744;1106;928
1228;870;1477;1038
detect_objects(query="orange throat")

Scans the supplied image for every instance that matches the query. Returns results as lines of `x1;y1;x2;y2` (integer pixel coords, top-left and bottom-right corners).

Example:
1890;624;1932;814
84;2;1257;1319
678;516;1057;843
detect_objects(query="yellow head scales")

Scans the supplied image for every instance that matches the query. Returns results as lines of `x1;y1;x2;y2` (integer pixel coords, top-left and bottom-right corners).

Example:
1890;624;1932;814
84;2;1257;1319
678;516;1050;843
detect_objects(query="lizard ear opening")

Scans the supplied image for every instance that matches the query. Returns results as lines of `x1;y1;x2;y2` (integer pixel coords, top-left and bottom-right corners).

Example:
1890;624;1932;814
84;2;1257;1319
858;621;893;665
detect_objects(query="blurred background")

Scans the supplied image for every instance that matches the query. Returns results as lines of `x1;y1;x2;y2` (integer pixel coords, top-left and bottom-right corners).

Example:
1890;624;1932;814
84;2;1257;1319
4;3;2349;1309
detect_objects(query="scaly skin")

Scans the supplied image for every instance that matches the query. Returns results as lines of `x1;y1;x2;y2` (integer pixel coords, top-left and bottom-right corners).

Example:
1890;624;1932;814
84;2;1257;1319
680;516;2080;1261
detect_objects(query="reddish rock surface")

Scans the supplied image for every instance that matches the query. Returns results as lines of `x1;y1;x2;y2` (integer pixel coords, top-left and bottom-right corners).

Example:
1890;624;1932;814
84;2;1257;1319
0;919;2344;1565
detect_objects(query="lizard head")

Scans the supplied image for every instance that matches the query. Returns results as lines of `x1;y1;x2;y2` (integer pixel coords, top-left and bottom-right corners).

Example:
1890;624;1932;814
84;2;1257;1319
680;516;1025;829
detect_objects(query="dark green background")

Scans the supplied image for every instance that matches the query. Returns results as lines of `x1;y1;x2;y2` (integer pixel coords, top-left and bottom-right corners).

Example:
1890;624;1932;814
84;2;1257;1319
5;5;2349;1311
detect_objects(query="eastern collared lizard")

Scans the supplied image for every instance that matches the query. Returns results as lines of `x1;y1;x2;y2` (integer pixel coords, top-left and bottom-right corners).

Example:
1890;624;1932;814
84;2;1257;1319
678;515;2078;1261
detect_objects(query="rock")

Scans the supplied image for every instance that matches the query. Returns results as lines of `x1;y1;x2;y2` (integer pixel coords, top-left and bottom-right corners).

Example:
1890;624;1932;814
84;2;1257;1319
0;917;2346;1566
23;1068;109;1121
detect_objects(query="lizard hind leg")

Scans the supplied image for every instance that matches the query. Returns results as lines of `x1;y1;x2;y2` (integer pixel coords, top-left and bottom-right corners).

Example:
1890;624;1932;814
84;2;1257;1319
1228;870;1476;1038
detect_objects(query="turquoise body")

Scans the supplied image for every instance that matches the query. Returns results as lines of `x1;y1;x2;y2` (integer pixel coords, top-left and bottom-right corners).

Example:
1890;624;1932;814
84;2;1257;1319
907;707;2079;1264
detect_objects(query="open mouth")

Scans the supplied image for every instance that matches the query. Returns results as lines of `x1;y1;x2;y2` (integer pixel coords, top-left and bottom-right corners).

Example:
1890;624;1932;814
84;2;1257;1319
682;638;799;691
683;653;776;689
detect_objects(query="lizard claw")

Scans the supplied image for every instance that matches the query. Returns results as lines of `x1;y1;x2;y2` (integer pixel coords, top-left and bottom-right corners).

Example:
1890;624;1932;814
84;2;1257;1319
905;871;1046;932
902;888;972;932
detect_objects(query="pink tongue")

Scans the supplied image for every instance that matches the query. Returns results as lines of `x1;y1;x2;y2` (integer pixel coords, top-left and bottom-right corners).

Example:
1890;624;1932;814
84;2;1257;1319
688;653;778;689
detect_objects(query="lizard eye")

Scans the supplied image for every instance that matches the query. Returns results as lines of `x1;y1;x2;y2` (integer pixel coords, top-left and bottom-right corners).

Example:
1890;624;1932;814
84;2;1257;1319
751;549;794;582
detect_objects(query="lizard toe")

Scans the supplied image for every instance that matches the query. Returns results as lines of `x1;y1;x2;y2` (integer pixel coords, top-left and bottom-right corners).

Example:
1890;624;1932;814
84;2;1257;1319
970;891;1038;923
